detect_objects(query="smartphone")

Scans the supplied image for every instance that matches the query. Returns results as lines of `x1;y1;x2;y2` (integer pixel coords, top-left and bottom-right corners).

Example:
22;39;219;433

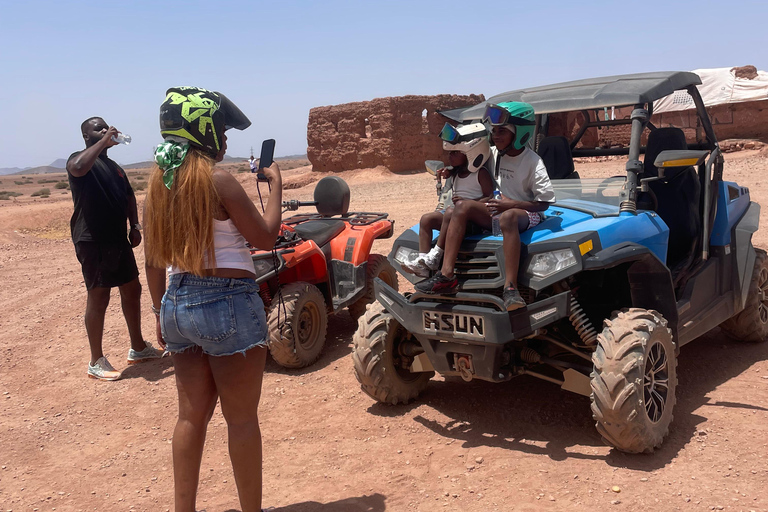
257;139;275;181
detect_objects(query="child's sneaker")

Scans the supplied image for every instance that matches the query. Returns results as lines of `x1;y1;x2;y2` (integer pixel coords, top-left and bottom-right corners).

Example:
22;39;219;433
502;286;526;311
401;255;430;277
418;247;443;271
88;356;122;381
127;341;167;364
414;271;458;295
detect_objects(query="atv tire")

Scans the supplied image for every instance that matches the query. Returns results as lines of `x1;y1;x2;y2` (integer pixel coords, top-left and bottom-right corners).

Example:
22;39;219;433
352;301;432;404
348;254;398;321
590;308;677;454
267;282;328;369
720;248;768;343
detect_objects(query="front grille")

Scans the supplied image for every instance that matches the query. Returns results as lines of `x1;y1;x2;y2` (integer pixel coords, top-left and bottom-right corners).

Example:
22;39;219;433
455;249;503;290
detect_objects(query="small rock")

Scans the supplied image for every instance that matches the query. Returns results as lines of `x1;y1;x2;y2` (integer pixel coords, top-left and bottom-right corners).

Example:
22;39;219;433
640;477;648;482
611;486;621;493
612;500;621;505
475;457;483;464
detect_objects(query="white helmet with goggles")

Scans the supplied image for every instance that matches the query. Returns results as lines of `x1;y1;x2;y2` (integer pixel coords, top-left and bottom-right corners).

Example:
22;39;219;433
439;122;491;173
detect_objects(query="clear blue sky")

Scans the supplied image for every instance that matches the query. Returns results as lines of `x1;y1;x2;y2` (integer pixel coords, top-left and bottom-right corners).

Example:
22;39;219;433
1;0;766;169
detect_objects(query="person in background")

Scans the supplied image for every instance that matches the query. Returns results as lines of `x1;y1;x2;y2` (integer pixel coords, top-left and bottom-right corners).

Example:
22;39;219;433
66;116;164;381
249;154;258;173
144;87;282;512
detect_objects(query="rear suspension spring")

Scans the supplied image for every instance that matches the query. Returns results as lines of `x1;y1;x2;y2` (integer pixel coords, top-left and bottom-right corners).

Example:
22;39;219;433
520;347;542;363
259;282;272;308
569;296;598;346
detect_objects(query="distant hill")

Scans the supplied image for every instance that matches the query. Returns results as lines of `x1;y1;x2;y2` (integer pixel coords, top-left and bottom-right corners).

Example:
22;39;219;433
0;167;29;176
3;153;309;175
10;165;63;175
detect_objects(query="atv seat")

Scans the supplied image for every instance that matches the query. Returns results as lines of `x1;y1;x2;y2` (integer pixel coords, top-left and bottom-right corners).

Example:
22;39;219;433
538;136;579;180
642;127;701;273
293;219;346;247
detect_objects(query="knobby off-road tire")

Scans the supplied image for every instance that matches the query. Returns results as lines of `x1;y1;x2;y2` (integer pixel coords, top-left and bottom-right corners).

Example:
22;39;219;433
267;282;328;369
720;248;768;343
348;254;398;321
590;308;677;454
352;301;433;404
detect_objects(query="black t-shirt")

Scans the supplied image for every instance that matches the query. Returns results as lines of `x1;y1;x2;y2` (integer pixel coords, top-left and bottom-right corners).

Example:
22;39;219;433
67;152;134;243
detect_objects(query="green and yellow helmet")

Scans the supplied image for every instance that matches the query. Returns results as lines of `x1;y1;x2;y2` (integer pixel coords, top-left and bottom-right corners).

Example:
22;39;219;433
483;101;536;151
159;86;251;157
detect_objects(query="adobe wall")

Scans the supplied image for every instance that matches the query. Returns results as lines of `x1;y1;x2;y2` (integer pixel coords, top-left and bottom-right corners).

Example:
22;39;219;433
548;99;768;149
307;94;484;173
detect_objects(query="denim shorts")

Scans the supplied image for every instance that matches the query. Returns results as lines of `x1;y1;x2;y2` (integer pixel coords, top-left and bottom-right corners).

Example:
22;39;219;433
161;274;269;356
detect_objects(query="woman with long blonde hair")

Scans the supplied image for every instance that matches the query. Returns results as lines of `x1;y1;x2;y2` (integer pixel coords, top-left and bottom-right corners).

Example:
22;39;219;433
144;86;282;512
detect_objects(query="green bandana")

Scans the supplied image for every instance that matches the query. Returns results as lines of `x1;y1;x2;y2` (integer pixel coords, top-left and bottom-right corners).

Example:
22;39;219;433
154;140;190;190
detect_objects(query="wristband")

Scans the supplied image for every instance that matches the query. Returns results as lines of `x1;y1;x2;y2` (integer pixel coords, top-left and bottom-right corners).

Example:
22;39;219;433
151;305;161;316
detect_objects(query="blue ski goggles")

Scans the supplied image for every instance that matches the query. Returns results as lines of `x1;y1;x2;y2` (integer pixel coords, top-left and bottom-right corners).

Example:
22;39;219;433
482;104;536;127
439;123;462;143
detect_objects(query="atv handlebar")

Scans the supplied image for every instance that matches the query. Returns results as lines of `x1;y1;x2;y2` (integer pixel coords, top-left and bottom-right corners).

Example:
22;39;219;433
282;199;318;211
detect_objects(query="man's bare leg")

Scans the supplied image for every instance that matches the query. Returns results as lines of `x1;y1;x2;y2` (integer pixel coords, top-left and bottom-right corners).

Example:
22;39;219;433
118;277;147;352
85;287;111;364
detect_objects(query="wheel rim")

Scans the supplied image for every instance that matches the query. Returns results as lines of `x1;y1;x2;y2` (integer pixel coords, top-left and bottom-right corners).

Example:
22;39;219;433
644;341;669;423
757;267;768;324
296;301;321;351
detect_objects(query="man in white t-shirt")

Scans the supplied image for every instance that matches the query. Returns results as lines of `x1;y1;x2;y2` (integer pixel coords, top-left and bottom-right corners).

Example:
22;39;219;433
249;155;258;173
415;102;554;311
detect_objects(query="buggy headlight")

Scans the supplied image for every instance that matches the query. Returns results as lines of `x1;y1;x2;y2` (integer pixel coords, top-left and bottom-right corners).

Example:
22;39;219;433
394;246;419;266
527;249;577;278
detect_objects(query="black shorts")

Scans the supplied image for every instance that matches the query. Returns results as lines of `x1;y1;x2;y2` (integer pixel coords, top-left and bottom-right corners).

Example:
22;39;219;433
74;239;139;290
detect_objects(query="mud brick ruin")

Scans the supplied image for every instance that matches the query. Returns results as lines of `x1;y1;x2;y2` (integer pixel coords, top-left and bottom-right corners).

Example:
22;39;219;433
307;94;483;173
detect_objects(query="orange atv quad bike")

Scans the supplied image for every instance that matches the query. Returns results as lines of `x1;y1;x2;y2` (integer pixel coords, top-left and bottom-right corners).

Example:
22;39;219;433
250;176;398;368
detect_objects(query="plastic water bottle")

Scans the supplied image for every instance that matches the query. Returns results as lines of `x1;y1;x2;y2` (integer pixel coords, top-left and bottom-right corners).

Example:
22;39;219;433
111;133;132;145
491;190;502;237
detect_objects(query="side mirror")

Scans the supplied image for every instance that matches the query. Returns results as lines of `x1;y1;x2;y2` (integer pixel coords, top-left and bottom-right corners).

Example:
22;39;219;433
425;160;444;176
654;149;709;169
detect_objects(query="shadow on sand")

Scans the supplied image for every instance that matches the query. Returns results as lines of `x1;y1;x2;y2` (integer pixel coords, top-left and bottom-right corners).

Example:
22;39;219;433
119;354;175;382
367;327;768;470
222;492;387;512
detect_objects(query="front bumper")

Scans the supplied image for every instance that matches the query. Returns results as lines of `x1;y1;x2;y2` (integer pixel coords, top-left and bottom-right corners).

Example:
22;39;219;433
373;278;571;382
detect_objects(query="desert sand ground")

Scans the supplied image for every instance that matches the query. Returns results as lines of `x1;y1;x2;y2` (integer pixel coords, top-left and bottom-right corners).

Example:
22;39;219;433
0;151;767;512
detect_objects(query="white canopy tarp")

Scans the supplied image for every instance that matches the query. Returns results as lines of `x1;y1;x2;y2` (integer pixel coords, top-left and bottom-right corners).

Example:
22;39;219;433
654;66;768;113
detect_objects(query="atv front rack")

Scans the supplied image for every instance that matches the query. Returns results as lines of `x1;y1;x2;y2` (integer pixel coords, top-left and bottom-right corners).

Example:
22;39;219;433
283;211;389;226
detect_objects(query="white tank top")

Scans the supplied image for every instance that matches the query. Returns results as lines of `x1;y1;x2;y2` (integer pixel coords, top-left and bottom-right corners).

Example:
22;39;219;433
452;170;485;200
169;218;254;275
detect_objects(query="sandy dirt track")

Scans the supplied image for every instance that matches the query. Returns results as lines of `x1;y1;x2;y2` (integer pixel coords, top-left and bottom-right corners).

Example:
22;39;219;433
1;153;767;511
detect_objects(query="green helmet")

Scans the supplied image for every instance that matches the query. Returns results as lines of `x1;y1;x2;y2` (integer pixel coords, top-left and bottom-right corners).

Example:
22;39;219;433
159;86;251;157
485;101;536;151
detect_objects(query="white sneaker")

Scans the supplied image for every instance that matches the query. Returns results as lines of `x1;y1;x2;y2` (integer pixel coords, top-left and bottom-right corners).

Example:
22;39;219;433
88;356;122;381
419;248;443;271
401;255;430;277
127;341;167;364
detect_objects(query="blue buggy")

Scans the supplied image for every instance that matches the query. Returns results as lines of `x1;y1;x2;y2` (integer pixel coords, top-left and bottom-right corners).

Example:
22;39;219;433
352;72;766;453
